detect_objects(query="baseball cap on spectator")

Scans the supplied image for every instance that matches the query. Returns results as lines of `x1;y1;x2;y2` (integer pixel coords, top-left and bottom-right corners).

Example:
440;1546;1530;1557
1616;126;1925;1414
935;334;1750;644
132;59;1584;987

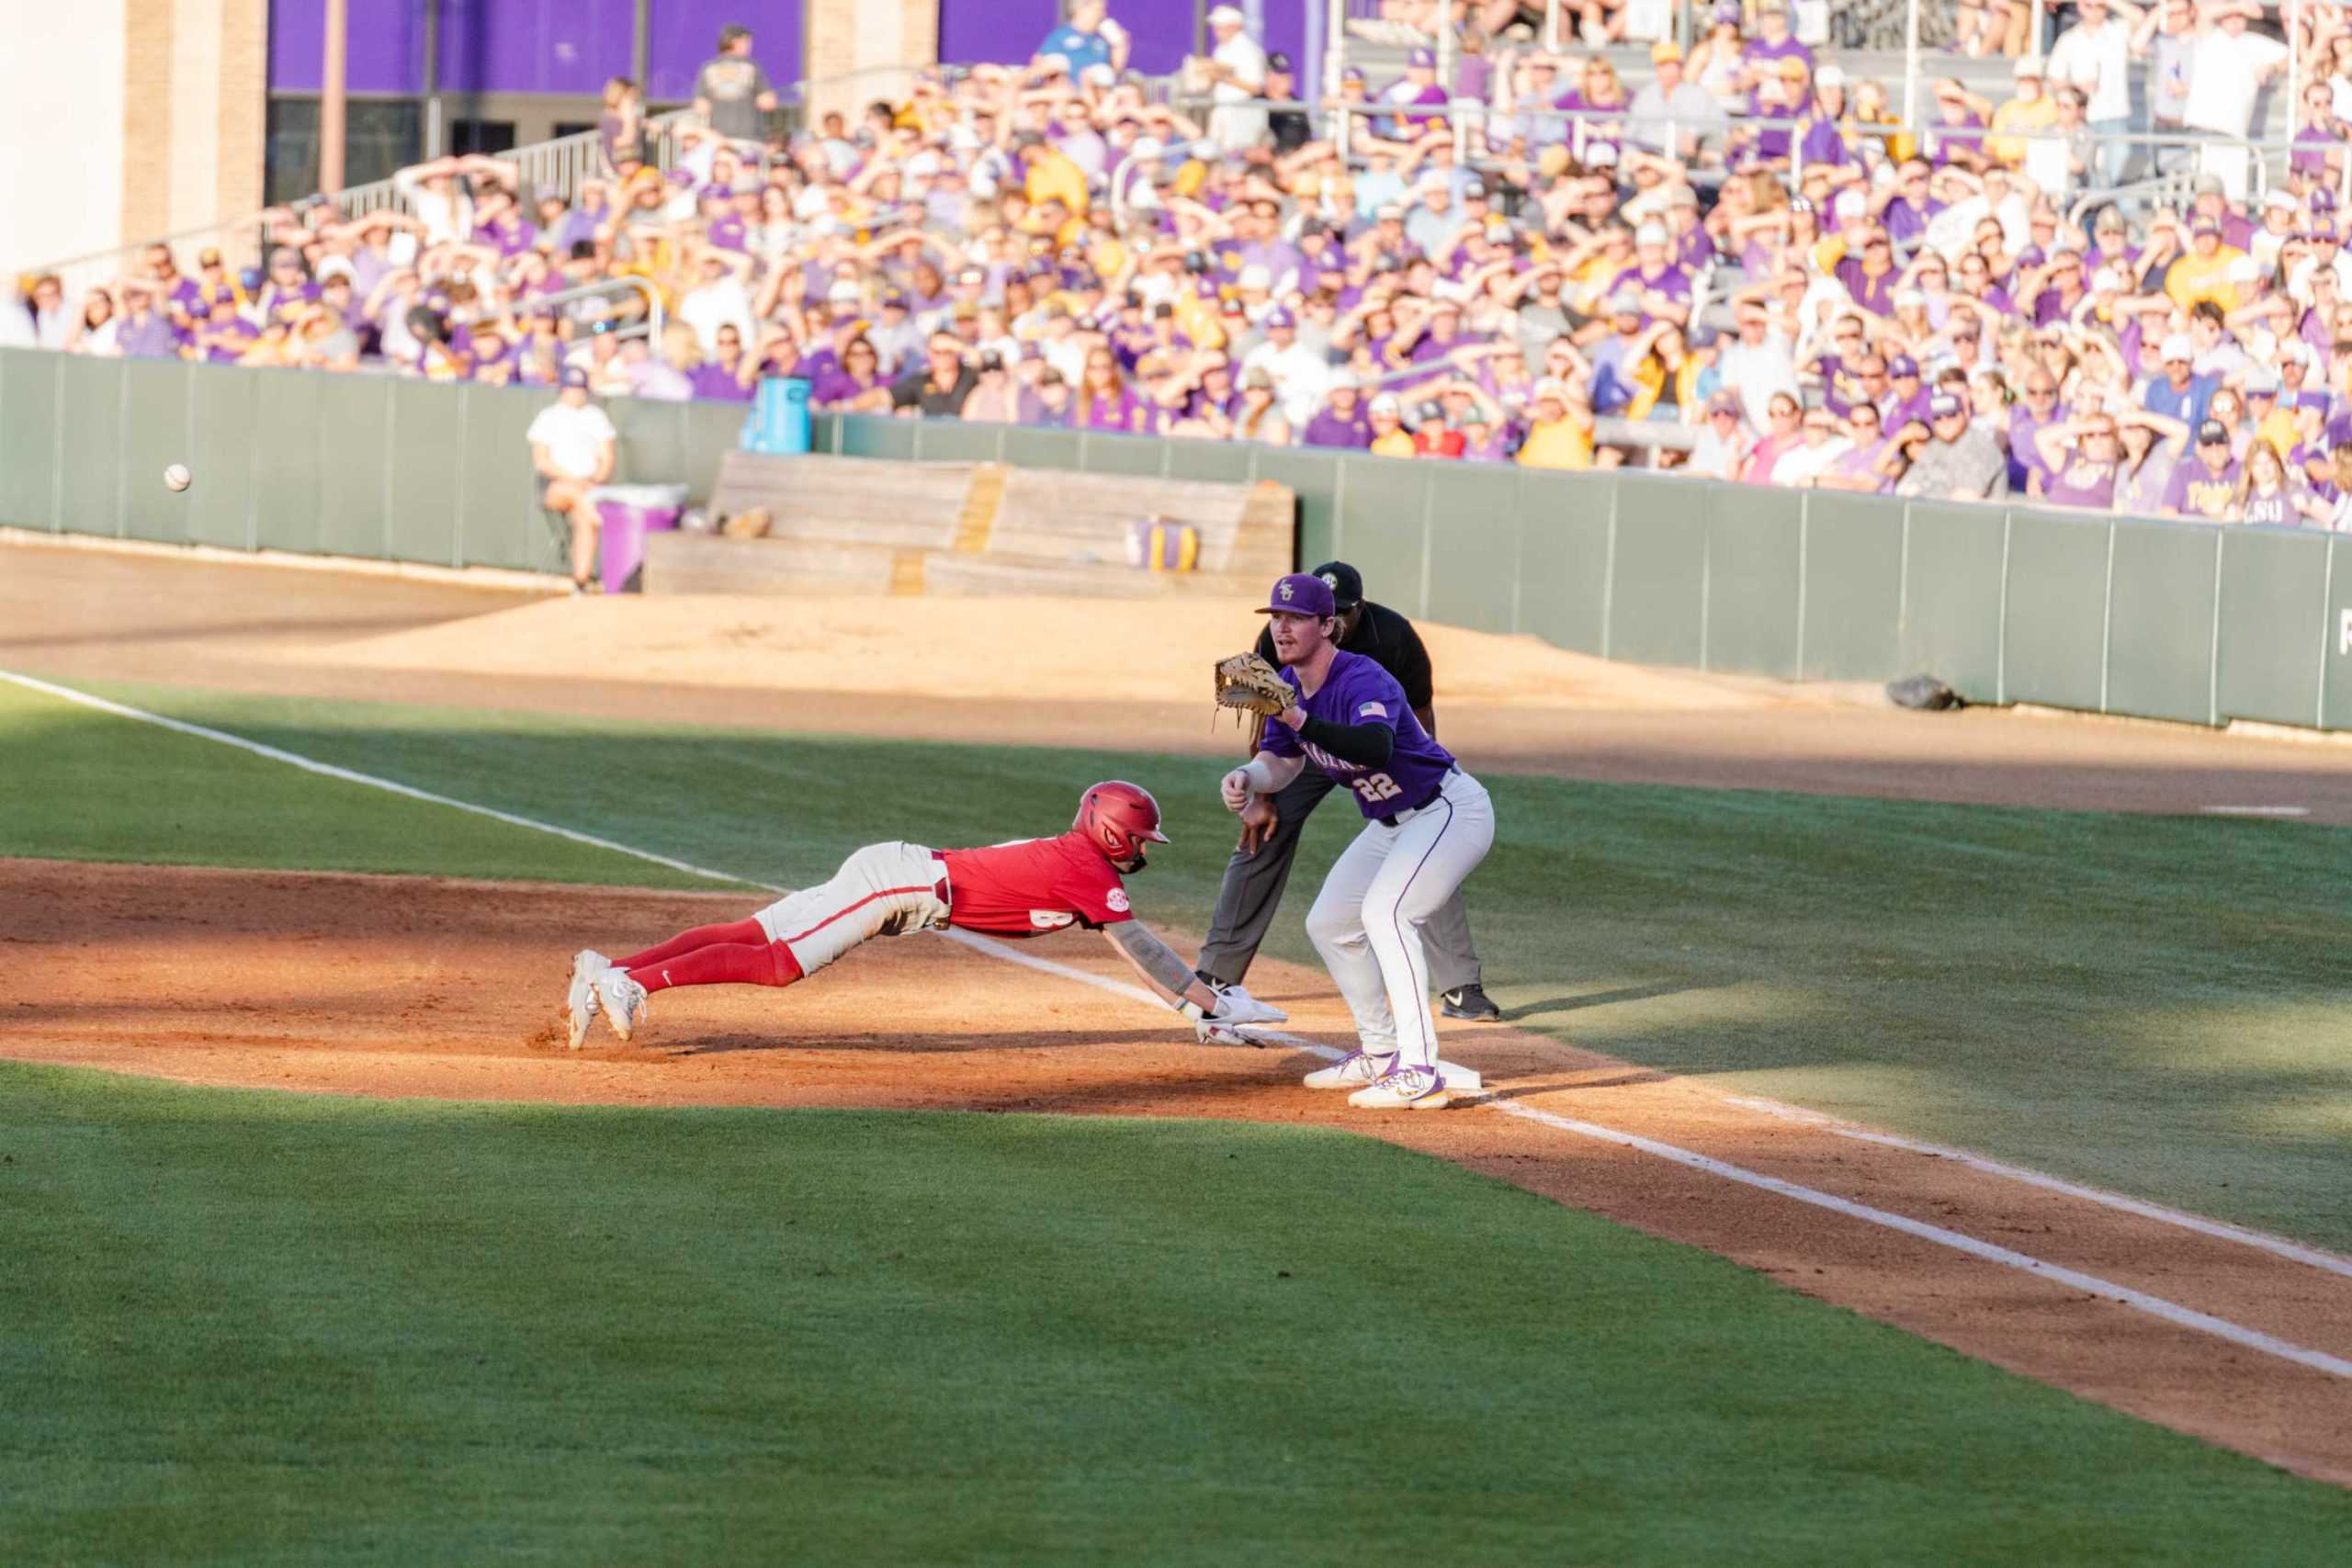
2197;419;2231;446
1928;392;1965;420
1651;40;1683;62
1375;203;1405;221
2312;218;2342;242
1634;221;1668;245
1408;46;1437;67
2091;265;2127;291
1463;179;1488;200
1832;189;1866;222
1889;355;1919;378
1532;378;1571;405
1269;51;1293;72
1894;288;1926;309
827;282;861;306
2191;216;2222;237
1265;307;1296;329
2245;368;2280;395
198;246;223;266
1586;142;1619;168
1817;64;1846;89
1131;136;1167;161
1369;392;1402;415
978;349;1004;372
560;367;591;390
2161;332;2195;361
2264;189;2298;213
1605;289;1643;318
2013;57;2044;78
1705;390;1741;416
1342;65;1367;83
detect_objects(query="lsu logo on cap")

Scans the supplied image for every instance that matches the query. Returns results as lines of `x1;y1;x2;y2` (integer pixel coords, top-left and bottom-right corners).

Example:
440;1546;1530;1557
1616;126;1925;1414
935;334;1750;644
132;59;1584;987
1320;573;1339;592
1278;580;1295;601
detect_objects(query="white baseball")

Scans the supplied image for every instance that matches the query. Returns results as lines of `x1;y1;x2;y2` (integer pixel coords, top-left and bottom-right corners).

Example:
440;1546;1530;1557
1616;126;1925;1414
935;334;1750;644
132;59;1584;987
164;464;192;492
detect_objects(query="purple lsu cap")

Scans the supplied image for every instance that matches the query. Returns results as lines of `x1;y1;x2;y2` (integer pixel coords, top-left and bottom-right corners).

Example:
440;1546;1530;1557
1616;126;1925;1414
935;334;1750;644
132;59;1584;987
1928;391;1964;419
1258;572;1337;617
1408;46;1436;67
560;366;591;390
1265;306;1296;329
1888;354;1919;378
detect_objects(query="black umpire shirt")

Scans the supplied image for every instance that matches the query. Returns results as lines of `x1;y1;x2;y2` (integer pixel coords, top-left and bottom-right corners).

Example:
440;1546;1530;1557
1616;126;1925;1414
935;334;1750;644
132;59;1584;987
1252;599;1435;713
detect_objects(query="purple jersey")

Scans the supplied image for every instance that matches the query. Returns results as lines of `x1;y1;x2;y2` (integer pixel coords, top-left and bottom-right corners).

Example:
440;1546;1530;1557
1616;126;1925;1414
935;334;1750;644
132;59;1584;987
1260;651;1457;820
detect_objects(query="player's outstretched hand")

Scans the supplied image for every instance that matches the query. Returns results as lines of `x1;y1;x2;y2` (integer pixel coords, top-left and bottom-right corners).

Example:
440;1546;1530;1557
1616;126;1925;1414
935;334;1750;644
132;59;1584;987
1220;767;1253;813
1211;983;1286;1028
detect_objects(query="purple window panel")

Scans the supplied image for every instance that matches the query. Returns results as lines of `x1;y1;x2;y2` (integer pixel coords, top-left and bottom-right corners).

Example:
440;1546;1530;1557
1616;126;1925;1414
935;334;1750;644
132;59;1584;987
648;0;804;102
436;0;635;96
938;0;1057;64
269;0;426;95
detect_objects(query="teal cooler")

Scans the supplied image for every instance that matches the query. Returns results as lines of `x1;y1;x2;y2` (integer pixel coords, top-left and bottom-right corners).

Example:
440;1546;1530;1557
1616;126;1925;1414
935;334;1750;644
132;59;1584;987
742;376;812;454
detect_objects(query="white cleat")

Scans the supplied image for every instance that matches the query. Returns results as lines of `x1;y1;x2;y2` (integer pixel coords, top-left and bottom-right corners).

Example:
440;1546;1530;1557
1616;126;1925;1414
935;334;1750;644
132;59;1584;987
565;950;609;1049
1347;1065;1453;1111
1303;1050;1394;1090
595;966;649;1043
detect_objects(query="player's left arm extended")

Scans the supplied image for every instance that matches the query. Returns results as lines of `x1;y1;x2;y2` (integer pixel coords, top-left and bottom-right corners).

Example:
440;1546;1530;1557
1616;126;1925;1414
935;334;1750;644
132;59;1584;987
1101;923;1284;1031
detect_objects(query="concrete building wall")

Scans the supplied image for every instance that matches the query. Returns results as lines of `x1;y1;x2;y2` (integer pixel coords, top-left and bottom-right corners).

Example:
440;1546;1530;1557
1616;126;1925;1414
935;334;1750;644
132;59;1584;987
0;10;130;274
1;0;265;278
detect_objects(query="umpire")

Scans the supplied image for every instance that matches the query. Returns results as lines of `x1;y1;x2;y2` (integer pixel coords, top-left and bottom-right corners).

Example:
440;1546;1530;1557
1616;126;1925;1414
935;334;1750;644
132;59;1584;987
1194;560;1499;1020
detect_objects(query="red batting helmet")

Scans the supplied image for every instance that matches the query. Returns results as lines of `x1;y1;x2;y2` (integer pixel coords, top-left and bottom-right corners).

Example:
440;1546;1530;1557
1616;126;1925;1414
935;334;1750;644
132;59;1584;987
1074;780;1170;871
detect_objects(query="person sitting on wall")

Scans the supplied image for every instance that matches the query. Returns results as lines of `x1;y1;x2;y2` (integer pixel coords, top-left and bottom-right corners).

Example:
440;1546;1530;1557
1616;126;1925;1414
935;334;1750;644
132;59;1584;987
528;367;619;595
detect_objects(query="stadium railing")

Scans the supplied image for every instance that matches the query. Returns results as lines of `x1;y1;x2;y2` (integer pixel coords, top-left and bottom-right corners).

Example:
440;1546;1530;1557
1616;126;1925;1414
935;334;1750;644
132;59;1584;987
4;346;2346;734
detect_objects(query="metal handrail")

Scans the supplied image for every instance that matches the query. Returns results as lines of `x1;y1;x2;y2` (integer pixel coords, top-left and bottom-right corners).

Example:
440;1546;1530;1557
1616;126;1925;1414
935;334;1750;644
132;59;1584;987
529;276;666;344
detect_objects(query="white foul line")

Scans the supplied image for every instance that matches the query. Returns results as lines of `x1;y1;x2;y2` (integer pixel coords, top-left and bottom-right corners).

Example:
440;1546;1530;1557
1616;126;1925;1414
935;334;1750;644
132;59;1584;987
1490;1101;2352;1380
2201;806;2312;818
7;667;2346;1382
1721;1095;2352;1282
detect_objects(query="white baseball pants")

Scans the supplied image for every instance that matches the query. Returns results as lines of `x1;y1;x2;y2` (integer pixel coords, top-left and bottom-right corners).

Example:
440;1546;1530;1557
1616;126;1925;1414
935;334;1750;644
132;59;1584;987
1305;770;1496;1072
752;841;950;976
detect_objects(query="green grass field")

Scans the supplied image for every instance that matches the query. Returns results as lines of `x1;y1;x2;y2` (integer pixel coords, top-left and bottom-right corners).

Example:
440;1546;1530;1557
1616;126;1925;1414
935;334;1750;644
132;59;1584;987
11;678;2350;1249
6;675;2352;1562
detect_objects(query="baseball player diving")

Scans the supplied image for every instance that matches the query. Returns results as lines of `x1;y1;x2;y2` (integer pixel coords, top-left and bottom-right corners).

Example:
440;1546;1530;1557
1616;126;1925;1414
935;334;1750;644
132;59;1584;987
1196;560;1499;1022
561;781;1286;1047
1218;573;1498;1110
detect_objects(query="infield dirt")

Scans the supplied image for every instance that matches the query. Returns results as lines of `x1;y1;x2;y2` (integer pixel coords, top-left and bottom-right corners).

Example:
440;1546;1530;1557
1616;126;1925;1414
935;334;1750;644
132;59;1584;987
8;854;2351;1487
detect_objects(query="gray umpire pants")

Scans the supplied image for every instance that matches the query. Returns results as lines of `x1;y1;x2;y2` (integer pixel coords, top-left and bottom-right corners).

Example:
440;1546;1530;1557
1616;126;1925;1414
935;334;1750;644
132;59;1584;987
1195;766;1482;993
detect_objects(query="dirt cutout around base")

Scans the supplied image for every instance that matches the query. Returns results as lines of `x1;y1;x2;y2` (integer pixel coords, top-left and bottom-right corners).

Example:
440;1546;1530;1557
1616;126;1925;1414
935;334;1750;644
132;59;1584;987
7;857;2350;1487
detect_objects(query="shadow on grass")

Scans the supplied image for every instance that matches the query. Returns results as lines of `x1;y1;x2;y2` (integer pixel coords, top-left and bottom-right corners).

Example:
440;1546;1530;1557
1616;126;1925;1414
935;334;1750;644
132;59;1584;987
1504;979;1713;1021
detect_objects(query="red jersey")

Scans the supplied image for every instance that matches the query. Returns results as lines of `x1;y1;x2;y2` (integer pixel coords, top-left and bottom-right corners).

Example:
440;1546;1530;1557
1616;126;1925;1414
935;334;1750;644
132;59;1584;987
937;830;1133;939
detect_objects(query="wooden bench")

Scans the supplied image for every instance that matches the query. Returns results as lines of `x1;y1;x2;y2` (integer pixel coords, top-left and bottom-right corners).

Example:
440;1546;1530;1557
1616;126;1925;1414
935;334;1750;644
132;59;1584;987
642;448;1295;599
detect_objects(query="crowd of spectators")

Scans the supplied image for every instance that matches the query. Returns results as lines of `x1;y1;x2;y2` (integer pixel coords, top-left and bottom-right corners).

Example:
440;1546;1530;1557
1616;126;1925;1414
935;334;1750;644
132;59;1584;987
9;3;2352;528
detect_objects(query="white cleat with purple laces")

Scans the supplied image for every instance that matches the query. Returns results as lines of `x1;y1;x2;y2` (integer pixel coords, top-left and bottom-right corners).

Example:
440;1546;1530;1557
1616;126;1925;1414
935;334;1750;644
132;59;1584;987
1303;1050;1393;1090
1347;1064;1453;1111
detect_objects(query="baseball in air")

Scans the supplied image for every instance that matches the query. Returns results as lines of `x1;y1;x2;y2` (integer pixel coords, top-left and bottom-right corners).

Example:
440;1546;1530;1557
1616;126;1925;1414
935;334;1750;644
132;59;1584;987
164;465;192;492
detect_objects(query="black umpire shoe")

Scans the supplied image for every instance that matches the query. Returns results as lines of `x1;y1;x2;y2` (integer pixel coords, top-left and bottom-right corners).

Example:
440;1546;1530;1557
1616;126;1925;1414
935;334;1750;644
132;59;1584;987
1440;984;1501;1021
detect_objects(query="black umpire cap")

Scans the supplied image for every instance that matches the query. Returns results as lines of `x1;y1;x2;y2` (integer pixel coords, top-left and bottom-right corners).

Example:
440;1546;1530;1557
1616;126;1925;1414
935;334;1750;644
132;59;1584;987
1311;560;1363;612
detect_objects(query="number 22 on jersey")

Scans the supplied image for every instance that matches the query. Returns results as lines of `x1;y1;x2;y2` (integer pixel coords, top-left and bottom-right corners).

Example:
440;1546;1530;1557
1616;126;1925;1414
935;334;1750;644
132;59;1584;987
1350;773;1402;804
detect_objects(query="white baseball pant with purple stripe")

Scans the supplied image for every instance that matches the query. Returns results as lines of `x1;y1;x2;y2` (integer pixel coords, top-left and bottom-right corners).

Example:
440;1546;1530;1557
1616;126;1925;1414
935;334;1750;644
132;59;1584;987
1304;769;1496;1074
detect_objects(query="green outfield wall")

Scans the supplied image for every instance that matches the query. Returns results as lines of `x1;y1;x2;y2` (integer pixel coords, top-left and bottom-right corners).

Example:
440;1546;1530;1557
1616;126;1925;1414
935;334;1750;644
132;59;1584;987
6;350;2348;732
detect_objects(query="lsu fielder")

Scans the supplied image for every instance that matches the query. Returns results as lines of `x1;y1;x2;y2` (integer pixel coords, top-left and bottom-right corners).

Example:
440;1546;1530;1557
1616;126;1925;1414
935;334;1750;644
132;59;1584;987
1222;573;1497;1110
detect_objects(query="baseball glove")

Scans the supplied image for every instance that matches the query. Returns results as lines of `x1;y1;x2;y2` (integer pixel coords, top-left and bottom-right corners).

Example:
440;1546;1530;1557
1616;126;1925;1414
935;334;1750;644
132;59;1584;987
1214;652;1291;723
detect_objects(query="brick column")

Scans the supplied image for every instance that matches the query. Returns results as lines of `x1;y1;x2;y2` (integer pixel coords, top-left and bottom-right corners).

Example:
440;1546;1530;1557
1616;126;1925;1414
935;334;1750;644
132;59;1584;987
119;0;267;248
803;0;940;126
